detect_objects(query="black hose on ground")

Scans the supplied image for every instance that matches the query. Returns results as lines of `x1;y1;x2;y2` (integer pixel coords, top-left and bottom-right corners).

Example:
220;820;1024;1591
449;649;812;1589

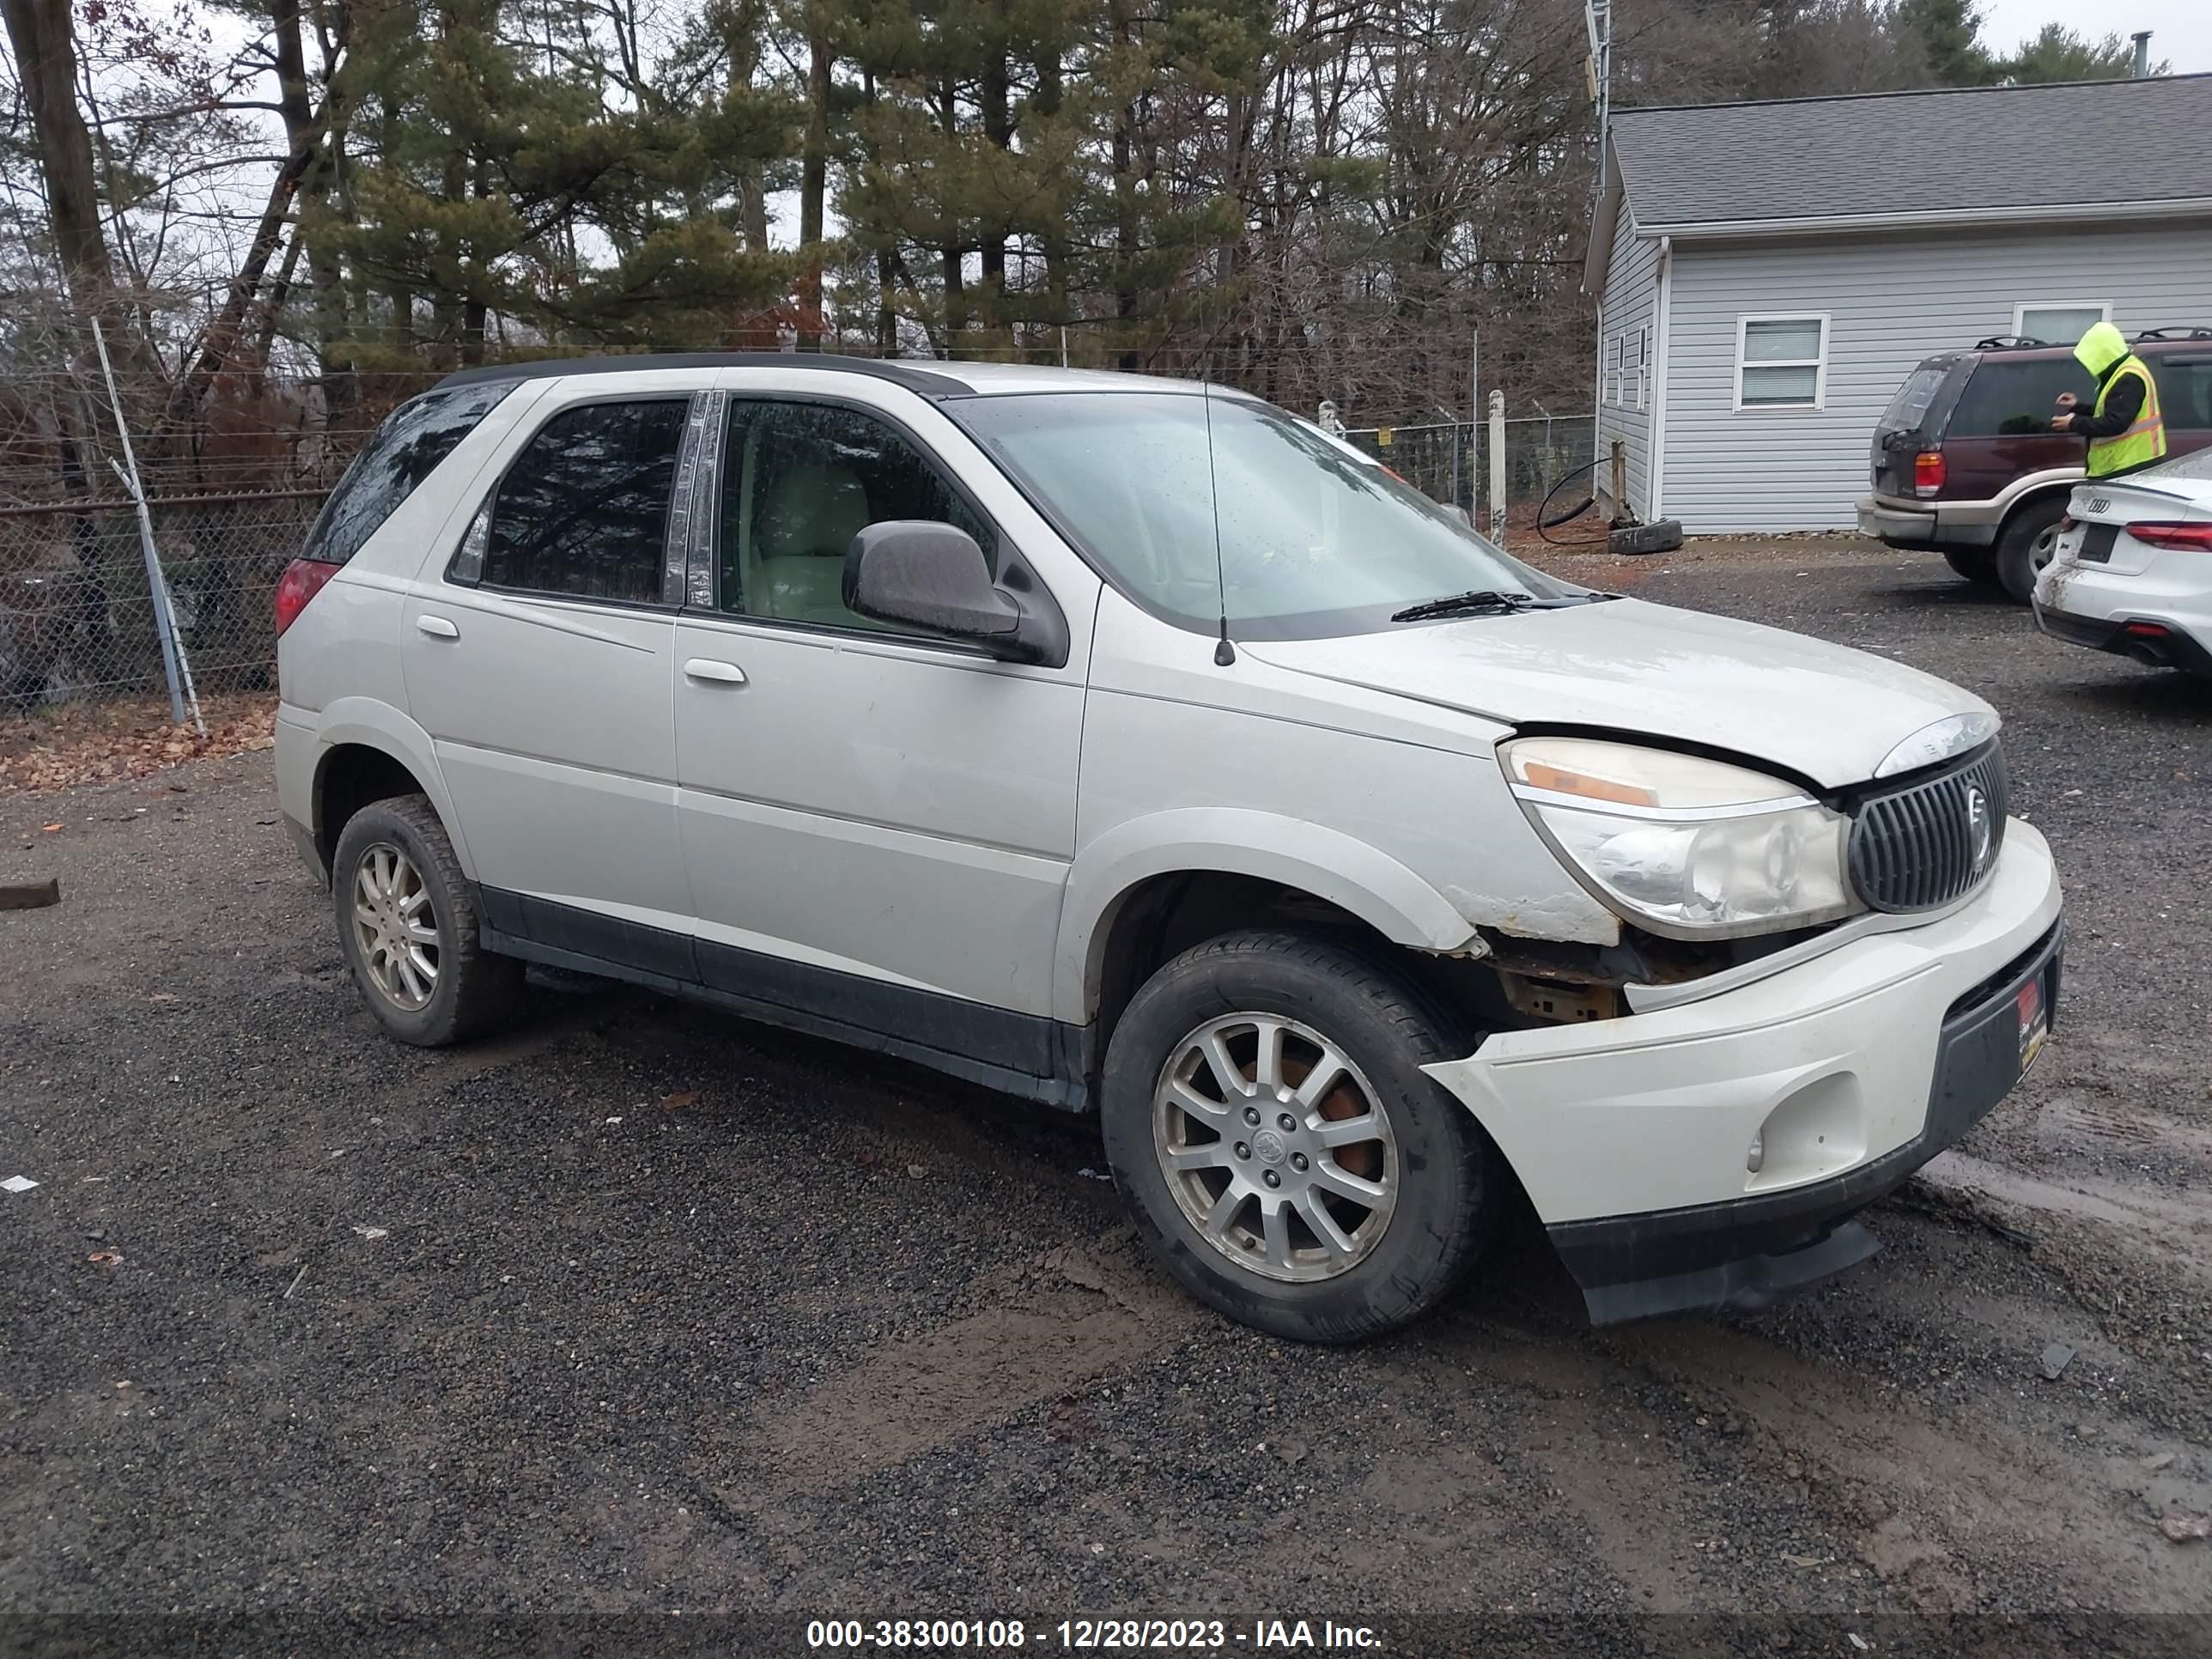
1535;457;1606;544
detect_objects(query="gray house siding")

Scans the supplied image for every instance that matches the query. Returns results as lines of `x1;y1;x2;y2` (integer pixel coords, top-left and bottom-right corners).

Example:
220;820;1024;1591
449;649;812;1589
1595;194;1660;519
1660;219;2212;534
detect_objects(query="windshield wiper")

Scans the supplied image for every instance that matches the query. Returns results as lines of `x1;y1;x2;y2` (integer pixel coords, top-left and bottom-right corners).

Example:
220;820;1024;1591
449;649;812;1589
1389;589;1540;623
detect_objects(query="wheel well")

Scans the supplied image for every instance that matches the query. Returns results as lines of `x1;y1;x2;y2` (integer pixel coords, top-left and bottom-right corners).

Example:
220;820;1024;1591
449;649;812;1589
1996;488;2068;544
316;744;427;872
1091;872;1503;1076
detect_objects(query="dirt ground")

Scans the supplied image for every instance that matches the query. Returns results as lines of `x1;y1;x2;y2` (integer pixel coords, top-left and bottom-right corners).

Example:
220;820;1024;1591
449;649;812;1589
3;538;2209;1655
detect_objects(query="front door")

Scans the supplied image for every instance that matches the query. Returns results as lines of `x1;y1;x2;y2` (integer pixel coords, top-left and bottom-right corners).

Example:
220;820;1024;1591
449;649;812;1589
672;392;1087;1080
402;380;698;966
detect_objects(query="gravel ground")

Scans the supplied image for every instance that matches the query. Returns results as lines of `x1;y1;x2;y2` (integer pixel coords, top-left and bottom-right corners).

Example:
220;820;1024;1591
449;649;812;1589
3;539;2209;1655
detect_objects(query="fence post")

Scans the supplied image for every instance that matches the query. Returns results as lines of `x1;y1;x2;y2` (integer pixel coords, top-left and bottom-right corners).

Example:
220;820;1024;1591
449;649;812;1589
1487;391;1507;548
91;321;204;733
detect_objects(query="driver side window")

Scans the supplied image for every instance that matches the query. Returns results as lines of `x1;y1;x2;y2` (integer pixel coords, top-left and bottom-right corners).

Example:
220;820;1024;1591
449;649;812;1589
716;400;996;630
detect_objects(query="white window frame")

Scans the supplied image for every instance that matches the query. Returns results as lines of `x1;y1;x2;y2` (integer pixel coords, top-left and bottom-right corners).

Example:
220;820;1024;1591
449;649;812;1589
2012;299;2112;343
1607;333;1624;407
1636;325;1650;411
1733;313;1829;412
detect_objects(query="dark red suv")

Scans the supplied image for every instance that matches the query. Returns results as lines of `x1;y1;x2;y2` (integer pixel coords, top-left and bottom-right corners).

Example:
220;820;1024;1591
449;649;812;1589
1857;331;2212;603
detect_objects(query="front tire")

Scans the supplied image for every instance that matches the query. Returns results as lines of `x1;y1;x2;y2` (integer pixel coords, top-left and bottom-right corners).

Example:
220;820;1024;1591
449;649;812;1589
332;794;522;1046
1100;930;1494;1343
1995;496;2066;605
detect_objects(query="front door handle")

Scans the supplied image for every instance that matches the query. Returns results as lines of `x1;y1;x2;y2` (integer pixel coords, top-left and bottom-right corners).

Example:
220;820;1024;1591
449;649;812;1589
416;615;459;640
684;658;748;685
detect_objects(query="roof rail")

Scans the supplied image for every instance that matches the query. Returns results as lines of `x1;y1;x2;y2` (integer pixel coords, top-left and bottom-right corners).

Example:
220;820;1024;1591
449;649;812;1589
1972;335;2050;350
2133;327;2212;341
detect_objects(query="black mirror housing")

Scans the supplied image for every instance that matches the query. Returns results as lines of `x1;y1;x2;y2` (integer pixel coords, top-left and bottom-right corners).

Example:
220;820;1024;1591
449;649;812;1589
843;521;1022;644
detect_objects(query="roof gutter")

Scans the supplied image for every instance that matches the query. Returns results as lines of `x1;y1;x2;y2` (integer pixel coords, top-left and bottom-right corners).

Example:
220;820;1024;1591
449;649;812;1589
1642;195;2212;240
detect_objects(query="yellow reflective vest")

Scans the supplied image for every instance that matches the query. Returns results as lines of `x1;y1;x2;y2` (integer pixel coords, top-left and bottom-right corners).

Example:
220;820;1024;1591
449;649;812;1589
2086;355;2166;477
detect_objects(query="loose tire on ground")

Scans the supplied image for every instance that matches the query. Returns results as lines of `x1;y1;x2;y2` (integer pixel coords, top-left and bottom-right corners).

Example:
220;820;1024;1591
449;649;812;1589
1099;928;1495;1343
332;793;523;1046
1941;546;2001;586
1995;495;2067;605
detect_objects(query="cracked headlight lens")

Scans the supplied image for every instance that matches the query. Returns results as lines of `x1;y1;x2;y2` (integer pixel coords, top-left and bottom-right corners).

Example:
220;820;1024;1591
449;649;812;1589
1503;737;1860;939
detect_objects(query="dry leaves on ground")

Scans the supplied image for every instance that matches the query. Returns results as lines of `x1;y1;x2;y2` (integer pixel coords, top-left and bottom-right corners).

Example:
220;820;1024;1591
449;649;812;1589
1;694;276;795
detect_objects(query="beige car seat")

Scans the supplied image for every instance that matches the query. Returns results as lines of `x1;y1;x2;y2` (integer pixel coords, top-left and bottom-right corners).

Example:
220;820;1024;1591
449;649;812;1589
746;459;873;625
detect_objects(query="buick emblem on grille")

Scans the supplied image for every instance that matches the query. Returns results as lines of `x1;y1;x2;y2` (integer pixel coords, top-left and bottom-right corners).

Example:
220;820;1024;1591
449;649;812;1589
1965;785;1993;874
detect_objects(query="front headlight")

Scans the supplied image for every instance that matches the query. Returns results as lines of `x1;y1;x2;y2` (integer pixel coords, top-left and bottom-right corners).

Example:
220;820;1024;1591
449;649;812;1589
1502;737;1860;939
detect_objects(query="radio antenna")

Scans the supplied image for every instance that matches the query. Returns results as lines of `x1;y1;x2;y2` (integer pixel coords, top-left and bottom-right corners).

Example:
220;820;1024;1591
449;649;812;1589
1201;382;1235;665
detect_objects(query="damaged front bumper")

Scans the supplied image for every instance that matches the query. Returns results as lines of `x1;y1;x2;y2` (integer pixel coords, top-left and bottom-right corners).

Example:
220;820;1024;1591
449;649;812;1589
1425;822;2063;1323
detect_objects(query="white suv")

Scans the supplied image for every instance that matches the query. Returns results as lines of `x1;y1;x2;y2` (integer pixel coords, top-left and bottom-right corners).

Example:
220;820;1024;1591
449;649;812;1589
275;356;2063;1340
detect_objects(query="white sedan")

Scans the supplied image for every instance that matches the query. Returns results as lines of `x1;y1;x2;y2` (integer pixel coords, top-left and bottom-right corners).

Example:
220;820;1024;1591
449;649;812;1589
2033;446;2212;679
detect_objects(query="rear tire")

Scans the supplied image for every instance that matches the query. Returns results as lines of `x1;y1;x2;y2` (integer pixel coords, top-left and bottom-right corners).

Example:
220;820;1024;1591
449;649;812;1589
1995;496;2066;605
1941;547;2000;586
333;793;523;1047
1099;929;1494;1343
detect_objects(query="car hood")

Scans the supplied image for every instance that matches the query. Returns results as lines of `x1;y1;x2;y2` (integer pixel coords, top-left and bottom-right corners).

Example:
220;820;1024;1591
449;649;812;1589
1241;598;1992;789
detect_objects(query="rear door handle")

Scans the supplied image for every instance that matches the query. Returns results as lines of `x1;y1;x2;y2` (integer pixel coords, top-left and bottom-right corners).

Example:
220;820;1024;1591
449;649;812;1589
416;615;459;639
684;658;748;685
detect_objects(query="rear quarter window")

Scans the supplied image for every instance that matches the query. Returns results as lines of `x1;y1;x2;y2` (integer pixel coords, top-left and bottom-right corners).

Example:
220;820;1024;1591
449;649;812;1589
2150;355;2212;433
301;381;514;566
1879;367;1950;432
1944;358;2093;438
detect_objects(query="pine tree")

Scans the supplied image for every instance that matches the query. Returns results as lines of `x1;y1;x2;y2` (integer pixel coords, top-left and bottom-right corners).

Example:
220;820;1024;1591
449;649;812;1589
1898;0;1996;87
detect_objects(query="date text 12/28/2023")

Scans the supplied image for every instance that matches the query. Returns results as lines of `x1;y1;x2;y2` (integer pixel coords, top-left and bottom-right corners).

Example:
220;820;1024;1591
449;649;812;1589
804;1618;1386;1650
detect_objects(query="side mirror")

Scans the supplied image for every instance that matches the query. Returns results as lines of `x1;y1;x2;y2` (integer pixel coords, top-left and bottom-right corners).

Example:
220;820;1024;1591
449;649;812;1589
843;521;1022;647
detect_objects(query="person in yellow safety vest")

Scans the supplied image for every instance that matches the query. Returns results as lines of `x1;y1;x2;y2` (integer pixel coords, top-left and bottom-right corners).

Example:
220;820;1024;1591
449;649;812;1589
2051;320;2167;477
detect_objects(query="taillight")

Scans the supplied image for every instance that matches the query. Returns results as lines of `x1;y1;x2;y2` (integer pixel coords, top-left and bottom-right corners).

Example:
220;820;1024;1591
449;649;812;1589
1912;451;1947;496
273;558;342;635
2124;521;2212;552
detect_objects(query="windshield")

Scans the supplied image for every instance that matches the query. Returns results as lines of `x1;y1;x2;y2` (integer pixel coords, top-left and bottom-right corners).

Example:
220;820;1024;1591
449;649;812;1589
954;391;1580;640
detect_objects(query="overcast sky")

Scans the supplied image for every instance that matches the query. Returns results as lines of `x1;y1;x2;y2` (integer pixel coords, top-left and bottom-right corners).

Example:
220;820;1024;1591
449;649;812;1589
1976;0;2212;74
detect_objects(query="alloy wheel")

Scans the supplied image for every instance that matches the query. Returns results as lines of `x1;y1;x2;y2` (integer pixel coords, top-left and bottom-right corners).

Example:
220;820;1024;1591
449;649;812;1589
351;842;440;1011
1152;1012;1399;1284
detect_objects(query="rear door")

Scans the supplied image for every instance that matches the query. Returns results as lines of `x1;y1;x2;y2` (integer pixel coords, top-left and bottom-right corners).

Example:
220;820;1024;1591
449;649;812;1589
402;373;703;961
1936;354;2091;501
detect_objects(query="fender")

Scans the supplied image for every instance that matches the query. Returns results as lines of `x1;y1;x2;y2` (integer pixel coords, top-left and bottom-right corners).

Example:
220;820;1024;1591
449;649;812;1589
1054;808;1483;1026
311;698;479;880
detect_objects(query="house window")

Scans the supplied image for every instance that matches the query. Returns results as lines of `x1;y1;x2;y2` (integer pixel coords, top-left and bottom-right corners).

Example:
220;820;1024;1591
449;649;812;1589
2014;301;2111;345
1735;315;1827;410
1606;334;1624;407
1636;325;1650;411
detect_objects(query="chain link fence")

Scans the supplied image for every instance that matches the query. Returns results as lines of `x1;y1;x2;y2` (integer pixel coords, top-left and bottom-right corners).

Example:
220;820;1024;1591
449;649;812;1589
1;490;326;707
1343;414;1597;531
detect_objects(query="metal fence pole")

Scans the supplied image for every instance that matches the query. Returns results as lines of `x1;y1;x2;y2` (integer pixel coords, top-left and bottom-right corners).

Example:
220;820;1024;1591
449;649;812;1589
90;321;204;734
1487;391;1507;547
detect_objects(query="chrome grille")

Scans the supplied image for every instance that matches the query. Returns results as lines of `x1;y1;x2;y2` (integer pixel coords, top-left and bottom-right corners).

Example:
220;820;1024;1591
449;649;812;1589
1849;744;2008;914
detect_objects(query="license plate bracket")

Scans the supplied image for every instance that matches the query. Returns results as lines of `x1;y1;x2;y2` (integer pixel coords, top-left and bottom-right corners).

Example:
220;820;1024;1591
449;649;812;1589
2080;523;2118;563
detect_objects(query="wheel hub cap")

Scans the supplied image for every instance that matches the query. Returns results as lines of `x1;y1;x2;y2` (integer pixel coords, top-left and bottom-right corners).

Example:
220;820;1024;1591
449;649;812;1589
1152;1012;1399;1285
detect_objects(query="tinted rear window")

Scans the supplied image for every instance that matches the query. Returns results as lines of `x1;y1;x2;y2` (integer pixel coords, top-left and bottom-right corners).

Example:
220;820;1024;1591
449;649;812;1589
1879;367;1950;432
2151;355;2212;433
1945;357;2092;438
301;382;514;566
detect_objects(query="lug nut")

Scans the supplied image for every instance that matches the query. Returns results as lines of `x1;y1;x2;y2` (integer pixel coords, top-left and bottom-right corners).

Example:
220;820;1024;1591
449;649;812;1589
1262;1170;1281;1188
1277;1112;1296;1132
1243;1106;1262;1126
1234;1141;1251;1160
1291;1152;1309;1171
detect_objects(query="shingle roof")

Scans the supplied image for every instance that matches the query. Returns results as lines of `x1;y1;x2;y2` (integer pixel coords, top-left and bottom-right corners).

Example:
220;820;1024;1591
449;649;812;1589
1611;74;2212;230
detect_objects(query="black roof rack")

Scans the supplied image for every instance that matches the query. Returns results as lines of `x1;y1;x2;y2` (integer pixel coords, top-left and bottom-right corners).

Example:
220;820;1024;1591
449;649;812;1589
433;350;972;398
1972;336;2051;351
2133;327;2212;342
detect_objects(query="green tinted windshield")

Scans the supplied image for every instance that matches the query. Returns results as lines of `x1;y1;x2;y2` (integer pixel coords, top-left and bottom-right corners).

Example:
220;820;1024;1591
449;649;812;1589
955;391;1577;639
